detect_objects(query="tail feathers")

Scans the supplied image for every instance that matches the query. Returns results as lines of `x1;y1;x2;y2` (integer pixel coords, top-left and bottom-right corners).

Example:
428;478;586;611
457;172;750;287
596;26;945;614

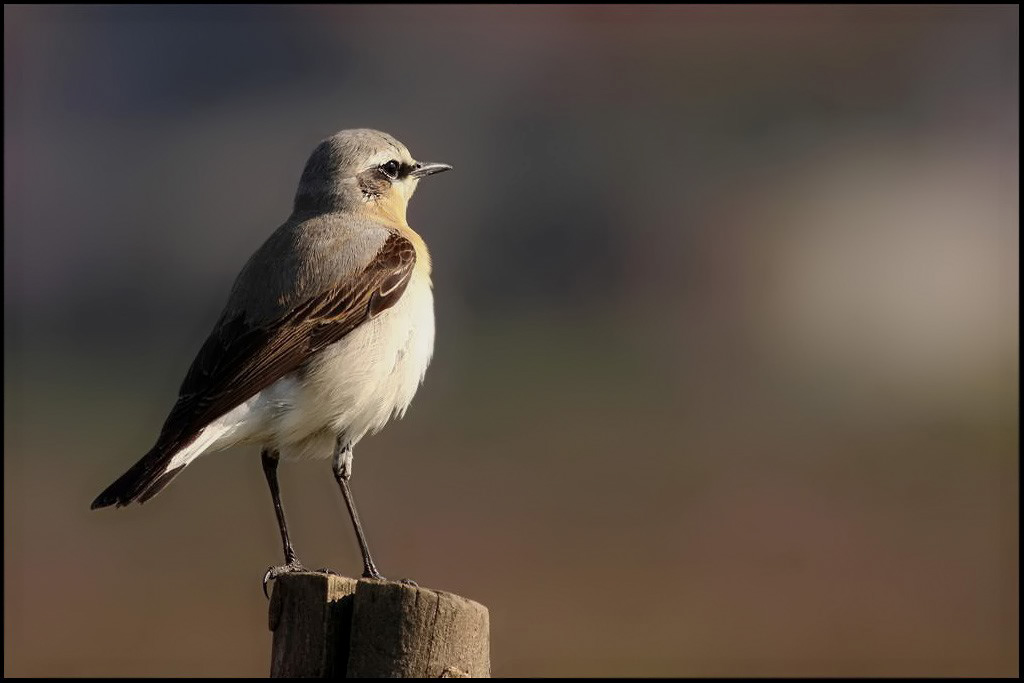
136;465;187;504
90;439;189;509
92;418;236;508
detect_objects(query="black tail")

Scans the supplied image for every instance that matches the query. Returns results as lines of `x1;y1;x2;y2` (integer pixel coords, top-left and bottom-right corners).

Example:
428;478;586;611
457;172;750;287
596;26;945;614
90;444;187;509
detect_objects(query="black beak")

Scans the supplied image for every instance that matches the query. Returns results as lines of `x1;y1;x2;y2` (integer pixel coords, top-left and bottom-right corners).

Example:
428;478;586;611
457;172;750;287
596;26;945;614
409;162;453;178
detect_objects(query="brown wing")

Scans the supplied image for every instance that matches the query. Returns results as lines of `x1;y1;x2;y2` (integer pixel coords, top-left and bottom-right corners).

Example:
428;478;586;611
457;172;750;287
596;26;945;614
155;232;416;454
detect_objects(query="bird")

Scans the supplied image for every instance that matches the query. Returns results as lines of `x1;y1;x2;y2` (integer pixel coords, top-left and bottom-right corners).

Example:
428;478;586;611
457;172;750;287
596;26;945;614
91;128;451;594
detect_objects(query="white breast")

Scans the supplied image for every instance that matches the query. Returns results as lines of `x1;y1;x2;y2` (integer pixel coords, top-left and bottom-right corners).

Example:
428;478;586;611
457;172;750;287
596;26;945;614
277;271;435;456
183;271;435;465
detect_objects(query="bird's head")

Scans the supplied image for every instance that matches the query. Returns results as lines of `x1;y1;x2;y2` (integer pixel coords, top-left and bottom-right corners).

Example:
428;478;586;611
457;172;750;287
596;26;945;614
293;128;451;223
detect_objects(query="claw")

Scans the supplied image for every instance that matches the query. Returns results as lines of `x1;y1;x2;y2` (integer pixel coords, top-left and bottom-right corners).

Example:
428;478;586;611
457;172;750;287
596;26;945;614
399;578;419;587
262;560;307;599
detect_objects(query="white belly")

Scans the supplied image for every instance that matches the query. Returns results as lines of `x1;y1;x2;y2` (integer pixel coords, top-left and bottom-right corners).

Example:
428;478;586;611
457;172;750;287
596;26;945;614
287;275;436;452
189;274;435;463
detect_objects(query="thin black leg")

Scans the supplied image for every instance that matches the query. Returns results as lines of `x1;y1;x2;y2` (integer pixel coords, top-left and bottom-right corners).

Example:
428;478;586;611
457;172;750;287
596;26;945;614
261;448;305;597
332;437;383;580
262;448;298;565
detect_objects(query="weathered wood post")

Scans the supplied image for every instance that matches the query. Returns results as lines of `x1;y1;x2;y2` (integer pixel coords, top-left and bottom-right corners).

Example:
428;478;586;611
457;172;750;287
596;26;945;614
268;572;490;677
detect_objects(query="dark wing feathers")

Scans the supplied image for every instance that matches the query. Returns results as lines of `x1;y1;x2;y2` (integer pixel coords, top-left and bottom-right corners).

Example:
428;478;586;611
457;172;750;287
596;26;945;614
167;232;416;449
91;232;415;508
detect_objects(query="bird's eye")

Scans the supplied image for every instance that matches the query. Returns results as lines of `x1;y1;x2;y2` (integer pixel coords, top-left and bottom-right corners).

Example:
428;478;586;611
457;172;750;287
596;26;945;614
379;160;401;180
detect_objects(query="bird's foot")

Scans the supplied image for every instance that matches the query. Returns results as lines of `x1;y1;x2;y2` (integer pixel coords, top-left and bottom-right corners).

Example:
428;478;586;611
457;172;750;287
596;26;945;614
359;558;386;581
262;560;308;598
314;567;413;587
314;567;343;577
358;570;417;587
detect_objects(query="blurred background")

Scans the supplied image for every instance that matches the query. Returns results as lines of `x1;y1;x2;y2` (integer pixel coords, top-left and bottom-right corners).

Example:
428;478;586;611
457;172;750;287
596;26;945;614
4;4;1018;677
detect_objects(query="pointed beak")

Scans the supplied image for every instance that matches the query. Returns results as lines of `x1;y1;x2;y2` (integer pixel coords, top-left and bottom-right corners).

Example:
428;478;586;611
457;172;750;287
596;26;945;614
409;161;453;178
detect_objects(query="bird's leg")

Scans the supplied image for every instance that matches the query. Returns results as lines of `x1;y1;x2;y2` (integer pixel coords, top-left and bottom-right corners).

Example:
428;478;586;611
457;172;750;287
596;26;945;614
332;437;383;580
261;448;306;597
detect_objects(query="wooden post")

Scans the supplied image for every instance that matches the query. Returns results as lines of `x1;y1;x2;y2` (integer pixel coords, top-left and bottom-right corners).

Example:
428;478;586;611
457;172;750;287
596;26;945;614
268;572;490;678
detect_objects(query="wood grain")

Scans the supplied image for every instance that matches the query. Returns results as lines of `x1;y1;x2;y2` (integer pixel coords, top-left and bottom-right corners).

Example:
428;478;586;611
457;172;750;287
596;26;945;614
269;572;490;678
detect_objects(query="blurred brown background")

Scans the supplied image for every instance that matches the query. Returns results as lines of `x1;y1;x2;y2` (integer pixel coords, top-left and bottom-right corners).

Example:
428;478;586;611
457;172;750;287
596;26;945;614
4;5;1018;677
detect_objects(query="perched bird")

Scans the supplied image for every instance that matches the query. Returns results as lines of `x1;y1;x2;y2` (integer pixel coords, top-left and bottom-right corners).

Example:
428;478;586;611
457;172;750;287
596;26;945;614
91;129;451;593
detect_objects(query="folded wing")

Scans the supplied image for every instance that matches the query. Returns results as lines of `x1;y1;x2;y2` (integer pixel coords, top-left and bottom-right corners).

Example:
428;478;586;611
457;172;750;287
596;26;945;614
91;232;416;508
